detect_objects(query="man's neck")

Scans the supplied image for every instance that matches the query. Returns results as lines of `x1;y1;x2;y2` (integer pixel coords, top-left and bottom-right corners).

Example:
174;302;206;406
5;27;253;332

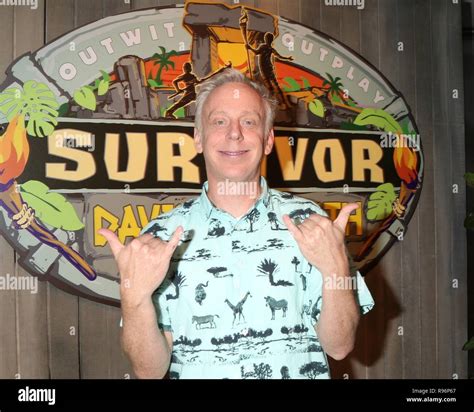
206;176;262;219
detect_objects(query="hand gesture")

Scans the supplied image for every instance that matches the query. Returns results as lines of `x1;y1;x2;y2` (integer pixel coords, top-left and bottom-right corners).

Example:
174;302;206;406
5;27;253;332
99;226;183;307
283;204;358;277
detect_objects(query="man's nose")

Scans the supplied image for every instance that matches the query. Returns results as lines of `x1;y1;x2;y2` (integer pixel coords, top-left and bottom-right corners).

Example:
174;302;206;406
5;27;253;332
226;120;244;141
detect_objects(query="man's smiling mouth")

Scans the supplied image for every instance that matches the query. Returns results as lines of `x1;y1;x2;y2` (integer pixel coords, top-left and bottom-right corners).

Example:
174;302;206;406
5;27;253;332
219;150;250;157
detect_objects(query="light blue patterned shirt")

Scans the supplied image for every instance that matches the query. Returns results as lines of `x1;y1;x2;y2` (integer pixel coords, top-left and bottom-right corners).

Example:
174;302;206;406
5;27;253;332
141;177;374;379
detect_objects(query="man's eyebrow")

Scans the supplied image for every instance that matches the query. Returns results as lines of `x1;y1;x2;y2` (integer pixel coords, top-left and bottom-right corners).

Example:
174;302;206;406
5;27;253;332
207;110;228;118
241;110;262;118
207;110;262;118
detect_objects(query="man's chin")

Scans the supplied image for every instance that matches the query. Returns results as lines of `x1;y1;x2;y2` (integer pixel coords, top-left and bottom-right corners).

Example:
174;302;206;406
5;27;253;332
212;170;257;184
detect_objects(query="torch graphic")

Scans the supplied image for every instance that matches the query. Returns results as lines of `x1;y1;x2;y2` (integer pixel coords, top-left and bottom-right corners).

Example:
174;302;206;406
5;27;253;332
356;134;419;261
0;81;97;280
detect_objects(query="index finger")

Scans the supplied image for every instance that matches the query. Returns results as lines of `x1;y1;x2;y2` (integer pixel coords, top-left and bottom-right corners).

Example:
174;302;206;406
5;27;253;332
165;226;184;254
282;214;304;241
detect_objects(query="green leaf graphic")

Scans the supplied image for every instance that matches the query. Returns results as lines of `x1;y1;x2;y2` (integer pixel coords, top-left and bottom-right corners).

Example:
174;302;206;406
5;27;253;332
282;77;300;92
73;86;96;111
148;79;161;88
354;108;402;133
0;80;59;137
308;99;325;117
19;180;84;230
100;70;110;82
301;77;311;89
465;172;474;188
366;183;397;221
463;337;474;351
97;79;109;96
57;102;69;117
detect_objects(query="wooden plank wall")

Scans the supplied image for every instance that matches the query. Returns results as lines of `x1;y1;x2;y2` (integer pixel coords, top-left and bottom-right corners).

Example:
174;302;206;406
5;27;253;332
462;0;474;380
0;0;467;379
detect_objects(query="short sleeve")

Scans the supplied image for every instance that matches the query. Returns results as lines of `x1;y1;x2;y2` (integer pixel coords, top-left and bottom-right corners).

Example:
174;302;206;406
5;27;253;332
307;268;375;325
348;253;375;315
353;270;375;315
152;280;174;332
140;218;174;332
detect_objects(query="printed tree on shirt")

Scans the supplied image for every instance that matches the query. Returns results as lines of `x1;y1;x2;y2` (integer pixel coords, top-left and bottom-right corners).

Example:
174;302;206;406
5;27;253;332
257;258;293;287
165;271;186;300
291;256;300;272
281;324;309;343
245;208;260;232
241;363;273;379
207;266;231;278
267;212;280;230
173;336;202;353
299;361;328;379
253;363;273;379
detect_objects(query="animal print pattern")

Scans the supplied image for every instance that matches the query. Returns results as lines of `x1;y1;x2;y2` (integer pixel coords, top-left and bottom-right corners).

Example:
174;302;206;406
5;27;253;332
143;177;374;379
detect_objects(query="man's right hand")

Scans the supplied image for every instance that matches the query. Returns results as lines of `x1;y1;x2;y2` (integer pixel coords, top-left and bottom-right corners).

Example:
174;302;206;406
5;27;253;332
99;226;183;308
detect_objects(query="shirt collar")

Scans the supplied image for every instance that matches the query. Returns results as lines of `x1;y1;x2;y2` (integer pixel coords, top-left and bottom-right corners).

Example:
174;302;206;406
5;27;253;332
198;176;271;222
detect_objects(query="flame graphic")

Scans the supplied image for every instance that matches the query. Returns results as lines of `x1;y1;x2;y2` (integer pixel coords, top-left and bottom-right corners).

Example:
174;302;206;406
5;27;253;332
393;141;418;189
0;115;29;184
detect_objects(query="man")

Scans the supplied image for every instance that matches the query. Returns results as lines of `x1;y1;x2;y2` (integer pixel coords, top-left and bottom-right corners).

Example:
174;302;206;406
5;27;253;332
100;68;374;379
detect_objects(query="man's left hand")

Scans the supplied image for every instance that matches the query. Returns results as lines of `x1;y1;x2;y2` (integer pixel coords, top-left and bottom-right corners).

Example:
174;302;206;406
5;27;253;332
282;204;359;277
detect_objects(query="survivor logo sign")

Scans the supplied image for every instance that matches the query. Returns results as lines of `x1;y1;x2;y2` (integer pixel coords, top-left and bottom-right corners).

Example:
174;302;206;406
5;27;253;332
0;3;422;305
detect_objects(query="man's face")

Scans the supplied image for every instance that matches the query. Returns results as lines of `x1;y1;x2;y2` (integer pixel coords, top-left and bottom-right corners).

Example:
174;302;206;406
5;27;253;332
194;82;274;184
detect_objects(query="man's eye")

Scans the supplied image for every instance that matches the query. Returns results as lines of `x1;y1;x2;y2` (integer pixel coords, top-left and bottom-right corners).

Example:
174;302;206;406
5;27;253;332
242;119;256;126
213;119;227;126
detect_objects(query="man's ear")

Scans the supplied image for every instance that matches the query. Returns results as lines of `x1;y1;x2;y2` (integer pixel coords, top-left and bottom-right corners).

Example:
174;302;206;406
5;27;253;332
264;128;274;155
194;128;203;153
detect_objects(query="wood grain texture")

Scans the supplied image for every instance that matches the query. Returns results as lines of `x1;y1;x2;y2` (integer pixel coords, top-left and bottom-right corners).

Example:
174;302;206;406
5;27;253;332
13;0;49;379
397;0;421;379
0;0;468;379
358;0;386;380
44;0;81;380
414;0;437;379
0;4;17;380
378;0;403;379
447;6;468;379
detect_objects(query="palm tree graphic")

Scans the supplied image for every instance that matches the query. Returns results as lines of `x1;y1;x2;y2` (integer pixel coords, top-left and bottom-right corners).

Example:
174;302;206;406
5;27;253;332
150;46;178;86
257;258;293;287
323;73;345;102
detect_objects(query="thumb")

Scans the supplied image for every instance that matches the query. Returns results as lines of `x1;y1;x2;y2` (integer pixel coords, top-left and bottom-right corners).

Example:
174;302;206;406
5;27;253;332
165;226;184;254
98;228;123;258
334;203;359;231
